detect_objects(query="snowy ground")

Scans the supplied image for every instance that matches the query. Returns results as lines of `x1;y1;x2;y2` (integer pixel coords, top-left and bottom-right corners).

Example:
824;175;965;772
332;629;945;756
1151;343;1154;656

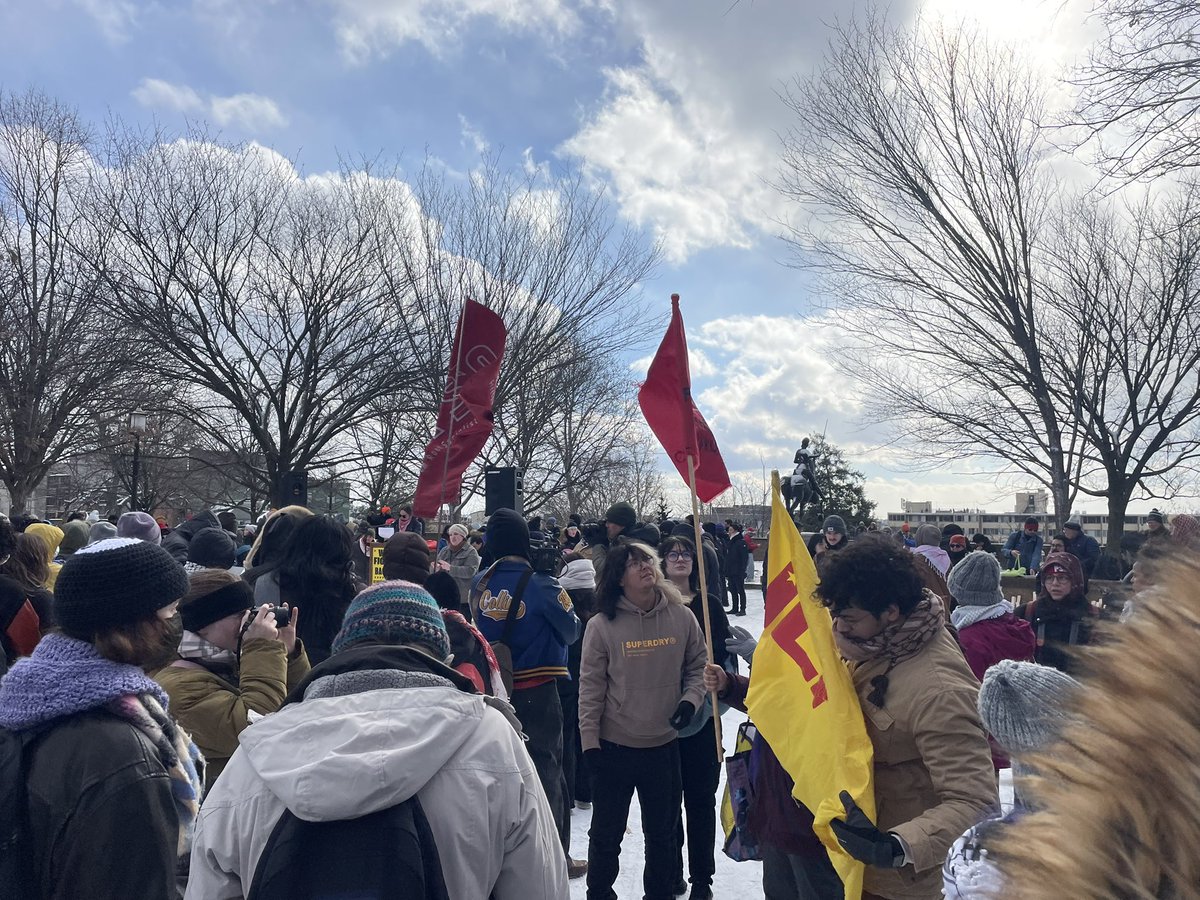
567;564;1014;898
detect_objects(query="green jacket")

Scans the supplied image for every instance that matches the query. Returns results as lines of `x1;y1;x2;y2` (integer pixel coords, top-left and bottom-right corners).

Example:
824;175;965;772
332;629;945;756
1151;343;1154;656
154;638;310;788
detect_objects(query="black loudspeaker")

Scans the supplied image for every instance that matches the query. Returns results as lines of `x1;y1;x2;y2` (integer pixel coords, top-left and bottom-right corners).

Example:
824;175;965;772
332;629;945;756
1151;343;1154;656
484;467;523;517
278;469;308;507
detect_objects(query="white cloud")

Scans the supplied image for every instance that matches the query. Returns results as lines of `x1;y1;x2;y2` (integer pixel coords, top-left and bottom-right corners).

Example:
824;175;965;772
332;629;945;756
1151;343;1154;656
328;0;583;62
131;78;205;114
131;79;288;131
75;0;138;42
459;115;490;155
560;66;777;264
210;93;288;130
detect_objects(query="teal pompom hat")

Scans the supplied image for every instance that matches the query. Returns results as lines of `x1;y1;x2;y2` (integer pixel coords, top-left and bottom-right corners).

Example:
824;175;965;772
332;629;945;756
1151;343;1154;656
332;580;450;661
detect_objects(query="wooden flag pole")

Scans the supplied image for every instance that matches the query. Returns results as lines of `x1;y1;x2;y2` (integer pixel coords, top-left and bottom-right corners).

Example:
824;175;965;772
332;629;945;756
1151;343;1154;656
687;454;724;763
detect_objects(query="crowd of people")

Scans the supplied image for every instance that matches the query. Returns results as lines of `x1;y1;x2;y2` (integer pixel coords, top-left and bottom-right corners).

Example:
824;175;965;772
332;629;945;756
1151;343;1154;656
0;497;1197;899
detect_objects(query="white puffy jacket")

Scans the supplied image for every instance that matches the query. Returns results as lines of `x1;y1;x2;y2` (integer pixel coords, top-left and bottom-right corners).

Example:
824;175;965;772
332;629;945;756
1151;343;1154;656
185;681;568;900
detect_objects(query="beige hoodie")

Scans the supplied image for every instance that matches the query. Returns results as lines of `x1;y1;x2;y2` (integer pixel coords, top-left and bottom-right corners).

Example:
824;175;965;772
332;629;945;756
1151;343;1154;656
25;523;64;590
578;588;706;751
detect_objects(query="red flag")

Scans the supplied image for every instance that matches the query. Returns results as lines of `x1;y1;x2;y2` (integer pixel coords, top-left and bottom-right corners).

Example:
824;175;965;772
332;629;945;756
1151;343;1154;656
413;300;506;517
638;294;731;502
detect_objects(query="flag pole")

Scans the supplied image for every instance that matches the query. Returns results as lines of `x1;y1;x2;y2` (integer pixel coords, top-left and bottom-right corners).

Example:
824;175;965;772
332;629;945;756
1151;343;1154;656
688;454;724;763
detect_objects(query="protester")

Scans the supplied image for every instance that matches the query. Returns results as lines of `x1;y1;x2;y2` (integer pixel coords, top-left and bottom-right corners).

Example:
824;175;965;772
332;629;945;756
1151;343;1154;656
154;569;309;788
1170;512;1200;551
1016;552;1096;674
471;509;584;878
1060;520;1101;582
162;510;221;563
945;533;969;571
557;537;597;812
436;522;480;609
561;521;583;550
24;521;64;589
1000;517;1043;574
1047;533;1067;556
185;580;569;900
1142;508;1170;545
54;520;90;563
941;660;1080;897
118;510;163;545
593;500;637;580
0;531;56;629
996;550;1200;898
805;514;848;567
274;516;361;666
660;534;731;900
818;538;997;900
88;519;118;544
911;523;951;577
0;538;201;899
184;527;238;574
394;503;425;535
241;505;313;586
724;522;749;617
946;551;1037;770
579;540;707;900
671;521;721;605
0;574;41;672
382;530;434;583
425;568;506;697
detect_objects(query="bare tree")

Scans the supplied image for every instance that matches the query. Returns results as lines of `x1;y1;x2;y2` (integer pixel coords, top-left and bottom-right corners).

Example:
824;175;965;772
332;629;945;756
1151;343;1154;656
776;16;1087;524
1047;187;1200;556
96;131;431;505
0;90;136;515
1073;0;1200;180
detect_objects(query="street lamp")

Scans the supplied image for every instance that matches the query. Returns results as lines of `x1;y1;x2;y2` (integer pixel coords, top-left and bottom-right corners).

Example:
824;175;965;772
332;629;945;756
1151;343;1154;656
128;411;148;512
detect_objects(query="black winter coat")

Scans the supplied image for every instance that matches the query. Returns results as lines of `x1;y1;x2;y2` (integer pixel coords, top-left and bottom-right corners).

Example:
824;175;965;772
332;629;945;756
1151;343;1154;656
726;535;750;585
161;510;220;563
24;709;179;900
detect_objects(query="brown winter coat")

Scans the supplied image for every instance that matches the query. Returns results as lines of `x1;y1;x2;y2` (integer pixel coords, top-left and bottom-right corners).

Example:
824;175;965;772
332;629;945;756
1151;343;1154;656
851;627;998;900
154;638;310;787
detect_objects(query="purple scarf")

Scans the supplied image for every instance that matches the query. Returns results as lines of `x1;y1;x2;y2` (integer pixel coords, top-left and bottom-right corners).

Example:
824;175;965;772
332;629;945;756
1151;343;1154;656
0;633;170;731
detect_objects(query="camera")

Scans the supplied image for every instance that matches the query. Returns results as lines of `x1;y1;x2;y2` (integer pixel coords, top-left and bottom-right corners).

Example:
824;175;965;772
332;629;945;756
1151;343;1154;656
248;604;292;627
528;531;563;576
579;521;606;547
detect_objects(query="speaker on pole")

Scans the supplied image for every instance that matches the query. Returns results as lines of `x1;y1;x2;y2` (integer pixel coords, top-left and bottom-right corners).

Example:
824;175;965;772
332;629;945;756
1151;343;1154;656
278;469;308;507
484;467;523;516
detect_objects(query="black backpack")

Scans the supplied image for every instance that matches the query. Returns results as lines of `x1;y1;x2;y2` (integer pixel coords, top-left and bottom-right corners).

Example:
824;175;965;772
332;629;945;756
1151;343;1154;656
246;794;450;900
0;727;43;900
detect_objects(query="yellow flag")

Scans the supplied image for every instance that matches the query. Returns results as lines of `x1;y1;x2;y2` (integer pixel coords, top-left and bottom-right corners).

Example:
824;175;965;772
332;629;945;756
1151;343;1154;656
745;473;874;899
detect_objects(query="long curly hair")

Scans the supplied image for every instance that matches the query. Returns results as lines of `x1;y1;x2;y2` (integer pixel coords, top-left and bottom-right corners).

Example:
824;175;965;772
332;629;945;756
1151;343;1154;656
596;541;682;620
275;516;359;662
997;548;1200;898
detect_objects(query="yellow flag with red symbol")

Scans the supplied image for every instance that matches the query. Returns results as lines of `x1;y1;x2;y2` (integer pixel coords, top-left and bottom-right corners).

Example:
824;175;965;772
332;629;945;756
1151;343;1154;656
745;472;875;900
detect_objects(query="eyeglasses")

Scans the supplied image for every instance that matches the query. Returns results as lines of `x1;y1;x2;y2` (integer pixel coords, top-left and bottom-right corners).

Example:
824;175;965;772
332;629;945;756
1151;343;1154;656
625;555;654;569
666;550;693;562
1043;573;1071;584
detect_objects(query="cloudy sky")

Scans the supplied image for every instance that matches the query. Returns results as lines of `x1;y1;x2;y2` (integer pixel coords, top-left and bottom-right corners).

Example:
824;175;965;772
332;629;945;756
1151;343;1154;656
5;0;1145;518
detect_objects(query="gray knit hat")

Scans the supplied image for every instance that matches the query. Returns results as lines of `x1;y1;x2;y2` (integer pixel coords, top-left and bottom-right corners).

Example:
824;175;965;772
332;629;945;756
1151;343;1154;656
117;510;162;545
978;660;1080;756
947;551;1004;607
915;524;941;548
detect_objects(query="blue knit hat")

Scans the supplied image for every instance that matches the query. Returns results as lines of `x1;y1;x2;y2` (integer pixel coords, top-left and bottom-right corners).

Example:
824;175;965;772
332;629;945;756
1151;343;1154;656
332;580;450;661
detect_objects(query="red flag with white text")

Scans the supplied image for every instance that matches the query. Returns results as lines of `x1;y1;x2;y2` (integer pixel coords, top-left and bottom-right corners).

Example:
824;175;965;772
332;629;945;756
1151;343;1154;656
637;294;731;502
412;300;506;517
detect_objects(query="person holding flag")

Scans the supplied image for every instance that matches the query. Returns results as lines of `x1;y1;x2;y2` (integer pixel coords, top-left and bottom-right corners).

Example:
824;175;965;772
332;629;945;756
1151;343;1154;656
817;537;998;899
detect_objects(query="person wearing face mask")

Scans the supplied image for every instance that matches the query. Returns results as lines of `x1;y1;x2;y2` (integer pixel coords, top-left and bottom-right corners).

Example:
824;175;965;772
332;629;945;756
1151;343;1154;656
0;538;203;900
1015;552;1097;675
818;537;997;900
153;569;309;788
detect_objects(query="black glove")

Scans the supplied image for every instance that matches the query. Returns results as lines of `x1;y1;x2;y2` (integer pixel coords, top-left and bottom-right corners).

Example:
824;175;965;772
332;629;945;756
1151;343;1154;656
669;700;696;730
830;791;905;868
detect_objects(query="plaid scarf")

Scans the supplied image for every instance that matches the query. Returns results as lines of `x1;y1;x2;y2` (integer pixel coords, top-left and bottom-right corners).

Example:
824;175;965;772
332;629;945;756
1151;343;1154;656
177;630;238;683
837;591;946;708
107;692;204;856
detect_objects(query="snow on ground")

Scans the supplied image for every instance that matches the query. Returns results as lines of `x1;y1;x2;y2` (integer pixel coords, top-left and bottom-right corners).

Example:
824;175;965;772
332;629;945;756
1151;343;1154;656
567;564;1014;898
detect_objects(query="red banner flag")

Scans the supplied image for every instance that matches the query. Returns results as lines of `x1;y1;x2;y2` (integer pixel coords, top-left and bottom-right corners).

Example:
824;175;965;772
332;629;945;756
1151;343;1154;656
637;294;731;503
412;300;506;517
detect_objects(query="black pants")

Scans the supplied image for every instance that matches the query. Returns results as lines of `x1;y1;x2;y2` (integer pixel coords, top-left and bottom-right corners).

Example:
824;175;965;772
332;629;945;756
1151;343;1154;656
587;740;682;900
512;681;571;853
761;844;843;900
559;687;579;808
728;576;747;615
673;717;720;889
